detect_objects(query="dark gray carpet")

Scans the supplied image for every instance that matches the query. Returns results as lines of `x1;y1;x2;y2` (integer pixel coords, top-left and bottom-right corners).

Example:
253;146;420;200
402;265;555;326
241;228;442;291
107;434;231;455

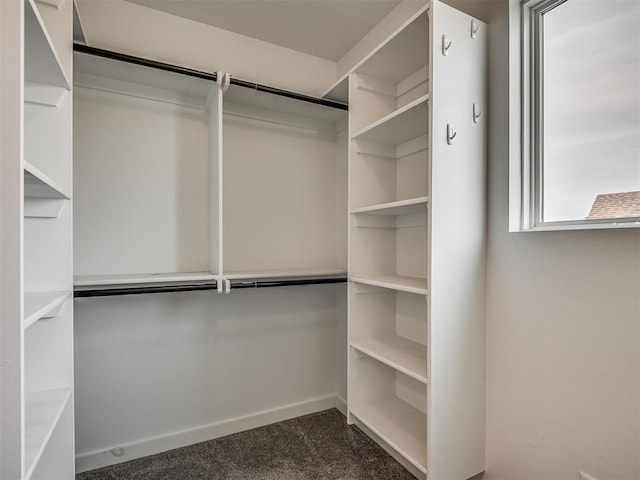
76;409;415;480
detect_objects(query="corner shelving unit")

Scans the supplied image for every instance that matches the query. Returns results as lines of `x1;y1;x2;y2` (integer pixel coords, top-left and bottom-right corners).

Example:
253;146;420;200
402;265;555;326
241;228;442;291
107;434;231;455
0;0;78;478
346;2;487;479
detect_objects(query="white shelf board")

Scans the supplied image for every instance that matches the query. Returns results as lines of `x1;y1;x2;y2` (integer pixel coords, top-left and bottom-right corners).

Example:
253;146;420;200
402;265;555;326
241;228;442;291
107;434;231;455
24;161;70;199
24;387;72;480
225;84;346;124
351;397;427;473
25;0;70;89
355;6;429;84
223;268;347;280
351;197;428;216
24;291;70;330
74;51;214;107
351;95;429;145
350;275;427;296
73;272;217;287
351;336;427;384
322;75;348;103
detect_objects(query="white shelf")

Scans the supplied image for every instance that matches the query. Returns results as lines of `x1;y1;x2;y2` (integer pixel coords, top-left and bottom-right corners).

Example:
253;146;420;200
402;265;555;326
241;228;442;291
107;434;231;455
351;336;427;384
24;387;72;480
224;84;346;124
355;6;429;84
351;397;427;474
322;75;348;103
74;50;214;108
73;272;218;287
352;94;429;145
351;275;427;296
24;161;70;200
25;0;70;89
24;291;70;330
351;197;428;216
223;268;347;280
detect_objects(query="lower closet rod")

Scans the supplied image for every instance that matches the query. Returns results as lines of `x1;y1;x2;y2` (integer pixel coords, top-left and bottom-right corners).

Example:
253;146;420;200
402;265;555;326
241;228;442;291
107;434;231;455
74;282;218;298
230;277;347;289
74;277;347;297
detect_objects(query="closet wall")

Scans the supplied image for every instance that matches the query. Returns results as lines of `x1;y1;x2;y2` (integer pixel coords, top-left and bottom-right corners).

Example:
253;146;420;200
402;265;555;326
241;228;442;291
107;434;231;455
72;3;352;470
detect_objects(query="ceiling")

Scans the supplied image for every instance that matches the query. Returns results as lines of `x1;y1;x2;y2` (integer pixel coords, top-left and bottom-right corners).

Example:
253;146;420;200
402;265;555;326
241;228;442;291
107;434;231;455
124;0;402;61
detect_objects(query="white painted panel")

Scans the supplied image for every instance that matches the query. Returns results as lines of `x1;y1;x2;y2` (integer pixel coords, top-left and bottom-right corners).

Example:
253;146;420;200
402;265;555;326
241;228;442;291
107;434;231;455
73;86;209;276
25;302;74;393
335;285;348;408
395;291;427;346
24;93;72;196
74;286;337;460
222;106;340;273
0;5;25;476
24;204;73;292
34;0;72;83
30;396;75;480
395;371;427;414
428;2;487;478
396;225;427;279
396;148;429;202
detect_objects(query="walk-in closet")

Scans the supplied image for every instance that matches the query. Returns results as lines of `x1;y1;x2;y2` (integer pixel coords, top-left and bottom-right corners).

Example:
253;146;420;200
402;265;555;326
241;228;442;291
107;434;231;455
1;0;487;478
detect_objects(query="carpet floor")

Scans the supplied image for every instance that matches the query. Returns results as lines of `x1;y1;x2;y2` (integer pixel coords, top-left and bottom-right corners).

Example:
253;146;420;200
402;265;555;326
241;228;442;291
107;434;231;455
76;409;416;480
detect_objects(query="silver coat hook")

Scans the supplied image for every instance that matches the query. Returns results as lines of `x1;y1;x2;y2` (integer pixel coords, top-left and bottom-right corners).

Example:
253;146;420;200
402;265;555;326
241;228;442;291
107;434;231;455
447;123;457;145
471;20;480;39
442;35;452;56
473;103;482;123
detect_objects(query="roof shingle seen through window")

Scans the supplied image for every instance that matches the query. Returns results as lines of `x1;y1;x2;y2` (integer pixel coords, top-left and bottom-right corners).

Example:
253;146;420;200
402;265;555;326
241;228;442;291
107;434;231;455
586;191;640;220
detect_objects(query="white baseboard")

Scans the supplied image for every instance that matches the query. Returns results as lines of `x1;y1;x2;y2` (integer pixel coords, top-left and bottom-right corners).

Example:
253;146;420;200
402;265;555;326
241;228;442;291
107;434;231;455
76;394;337;473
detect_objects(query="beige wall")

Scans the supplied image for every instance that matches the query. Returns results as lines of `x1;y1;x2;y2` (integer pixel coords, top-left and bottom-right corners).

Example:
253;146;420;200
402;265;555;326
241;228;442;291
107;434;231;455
481;1;640;479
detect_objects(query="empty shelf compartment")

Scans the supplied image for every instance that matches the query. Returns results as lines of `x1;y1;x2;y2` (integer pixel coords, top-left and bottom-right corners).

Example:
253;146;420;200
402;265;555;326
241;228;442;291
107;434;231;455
25;387;72;480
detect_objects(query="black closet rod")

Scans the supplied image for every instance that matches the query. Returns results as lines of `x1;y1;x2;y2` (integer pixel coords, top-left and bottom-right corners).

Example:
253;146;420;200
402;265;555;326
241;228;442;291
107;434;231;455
73;277;347;298
74;282;219;298
230;277;347;289
73;43;219;82
73;43;348;111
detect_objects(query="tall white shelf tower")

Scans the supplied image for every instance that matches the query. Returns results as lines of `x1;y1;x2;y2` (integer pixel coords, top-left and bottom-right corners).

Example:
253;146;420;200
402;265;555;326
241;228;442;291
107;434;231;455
344;2;487;478
0;0;77;478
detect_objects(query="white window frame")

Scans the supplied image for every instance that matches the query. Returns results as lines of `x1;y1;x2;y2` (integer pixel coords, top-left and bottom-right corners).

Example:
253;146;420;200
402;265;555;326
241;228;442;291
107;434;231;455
511;0;640;232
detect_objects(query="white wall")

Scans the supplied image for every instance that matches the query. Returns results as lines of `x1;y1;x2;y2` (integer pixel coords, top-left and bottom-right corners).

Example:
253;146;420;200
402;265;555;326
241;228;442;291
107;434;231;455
482;1;640;479
74;286;339;471
75;0;336;96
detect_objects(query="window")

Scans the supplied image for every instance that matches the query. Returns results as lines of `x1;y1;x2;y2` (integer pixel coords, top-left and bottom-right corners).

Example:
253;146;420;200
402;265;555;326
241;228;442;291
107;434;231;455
516;0;640;231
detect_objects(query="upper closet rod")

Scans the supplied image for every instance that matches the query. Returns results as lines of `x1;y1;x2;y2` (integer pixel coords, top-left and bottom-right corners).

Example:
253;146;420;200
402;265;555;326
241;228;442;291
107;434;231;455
74;276;347;298
73;43;348;111
73;43;218;82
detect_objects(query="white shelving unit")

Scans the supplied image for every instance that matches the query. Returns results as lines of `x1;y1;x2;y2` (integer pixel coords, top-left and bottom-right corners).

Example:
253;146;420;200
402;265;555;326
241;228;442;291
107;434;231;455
72;53;348;291
346;2;487;479
1;0;77;478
